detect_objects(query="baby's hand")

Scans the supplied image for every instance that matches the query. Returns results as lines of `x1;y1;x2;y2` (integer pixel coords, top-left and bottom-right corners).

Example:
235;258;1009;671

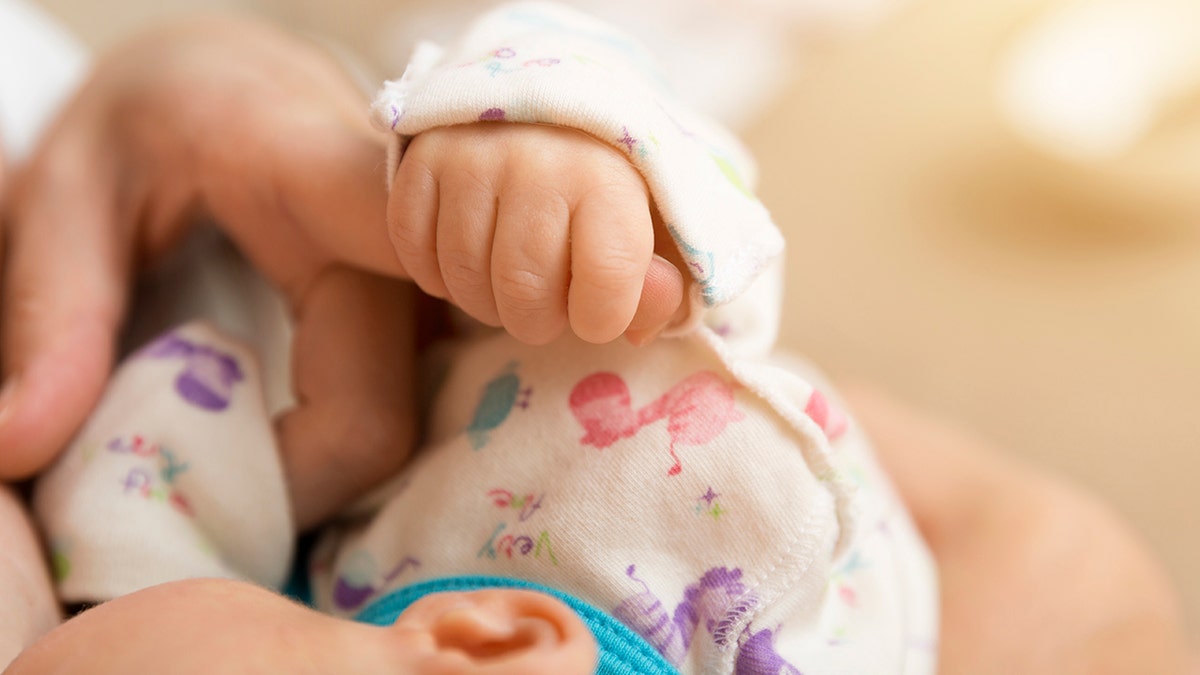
388;123;684;345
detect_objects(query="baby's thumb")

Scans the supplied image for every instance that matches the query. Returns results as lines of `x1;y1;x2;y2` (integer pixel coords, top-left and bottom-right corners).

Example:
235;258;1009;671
0;156;126;479
625;254;684;346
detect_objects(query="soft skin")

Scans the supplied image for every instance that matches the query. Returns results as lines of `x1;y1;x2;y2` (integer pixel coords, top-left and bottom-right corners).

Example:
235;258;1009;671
3;580;597;675
390;122;684;347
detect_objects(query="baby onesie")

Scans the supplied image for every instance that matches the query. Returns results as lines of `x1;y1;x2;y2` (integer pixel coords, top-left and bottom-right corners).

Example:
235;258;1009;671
33;3;937;673
309;325;938;673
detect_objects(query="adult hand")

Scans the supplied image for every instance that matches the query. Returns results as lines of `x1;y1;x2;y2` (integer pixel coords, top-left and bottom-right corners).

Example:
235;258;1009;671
0;17;413;528
843;386;1193;674
1;142;60;670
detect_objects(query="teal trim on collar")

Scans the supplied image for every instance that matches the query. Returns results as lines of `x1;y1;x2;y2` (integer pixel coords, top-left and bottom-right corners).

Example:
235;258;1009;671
355;575;681;675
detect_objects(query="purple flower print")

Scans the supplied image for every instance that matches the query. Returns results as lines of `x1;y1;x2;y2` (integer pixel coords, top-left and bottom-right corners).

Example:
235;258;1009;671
614;565;803;673
614;565;750;666
613;565;696;665
141;333;244;411
684;566;751;641
333;551;420;612
479;107;506;121
736;627;802;675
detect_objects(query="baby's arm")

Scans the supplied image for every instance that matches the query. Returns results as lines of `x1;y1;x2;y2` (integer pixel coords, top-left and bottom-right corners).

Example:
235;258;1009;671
376;4;782;348
0;485;60;669
390;122;684;346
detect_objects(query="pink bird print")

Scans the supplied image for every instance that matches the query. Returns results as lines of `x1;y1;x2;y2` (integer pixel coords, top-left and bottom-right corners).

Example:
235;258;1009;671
569;371;743;476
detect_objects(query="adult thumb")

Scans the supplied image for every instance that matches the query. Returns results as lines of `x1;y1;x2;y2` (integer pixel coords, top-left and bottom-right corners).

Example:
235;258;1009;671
0;147;128;478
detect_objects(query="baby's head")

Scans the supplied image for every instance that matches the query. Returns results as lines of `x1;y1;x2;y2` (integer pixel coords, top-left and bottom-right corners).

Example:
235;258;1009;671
6;579;597;675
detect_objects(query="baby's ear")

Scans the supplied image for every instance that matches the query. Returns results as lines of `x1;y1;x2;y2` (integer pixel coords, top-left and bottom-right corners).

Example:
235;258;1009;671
395;589;597;675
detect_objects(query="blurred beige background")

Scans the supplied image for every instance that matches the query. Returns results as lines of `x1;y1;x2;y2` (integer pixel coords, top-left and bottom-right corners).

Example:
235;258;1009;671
32;0;1199;638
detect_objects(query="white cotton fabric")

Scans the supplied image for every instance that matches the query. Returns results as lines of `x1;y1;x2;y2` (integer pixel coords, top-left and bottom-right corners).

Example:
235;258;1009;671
308;323;938;674
373;0;903;130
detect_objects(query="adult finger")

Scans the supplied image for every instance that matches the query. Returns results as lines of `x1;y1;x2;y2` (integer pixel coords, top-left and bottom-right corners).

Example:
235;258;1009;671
567;179;654;344
260;121;397;279
0;142;129;479
72;16;401;289
276;266;416;530
491;180;570;345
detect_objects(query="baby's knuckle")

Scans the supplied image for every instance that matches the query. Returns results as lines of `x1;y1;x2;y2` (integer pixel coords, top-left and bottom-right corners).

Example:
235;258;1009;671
513;181;569;215
386;217;425;261
578;177;637;209
494;267;556;315
522;146;572;178
438;250;486;290
391;151;438;201
581;158;644;194
581;248;644;286
444;154;498;196
395;144;436;181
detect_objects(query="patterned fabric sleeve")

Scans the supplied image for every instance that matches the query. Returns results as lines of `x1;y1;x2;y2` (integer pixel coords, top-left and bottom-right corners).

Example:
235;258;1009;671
370;1;784;326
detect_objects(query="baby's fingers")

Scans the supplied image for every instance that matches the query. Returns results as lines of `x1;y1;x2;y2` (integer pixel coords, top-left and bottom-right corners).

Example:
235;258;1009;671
624;254;685;346
568;180;654;344
435;167;501;327
491;184;570;345
387;147;447;299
